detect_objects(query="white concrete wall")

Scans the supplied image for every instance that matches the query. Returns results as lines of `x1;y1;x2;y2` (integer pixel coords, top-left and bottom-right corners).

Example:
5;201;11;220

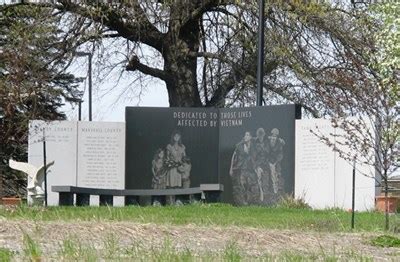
77;121;125;206
28;121;125;206
295;119;335;209
28;121;78;206
295;119;376;211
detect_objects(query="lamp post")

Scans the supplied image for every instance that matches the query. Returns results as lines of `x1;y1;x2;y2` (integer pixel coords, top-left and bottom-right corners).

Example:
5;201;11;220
256;0;265;107
351;159;356;229
75;52;93;121
78;99;83;121
42;129;48;207
0;108;4;198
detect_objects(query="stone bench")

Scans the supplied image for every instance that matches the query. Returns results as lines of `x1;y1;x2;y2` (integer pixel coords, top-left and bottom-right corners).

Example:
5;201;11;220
52;184;224;206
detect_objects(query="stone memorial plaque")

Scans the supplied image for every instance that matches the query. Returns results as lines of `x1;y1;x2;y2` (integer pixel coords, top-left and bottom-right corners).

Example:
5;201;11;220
126;107;220;196
295;119;376;211
77;122;125;206
126;105;300;206
295;119;335;209
219;105;300;205
28;120;78;206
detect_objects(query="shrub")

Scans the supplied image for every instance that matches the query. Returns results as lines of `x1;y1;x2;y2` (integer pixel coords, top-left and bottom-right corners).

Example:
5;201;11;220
276;194;311;209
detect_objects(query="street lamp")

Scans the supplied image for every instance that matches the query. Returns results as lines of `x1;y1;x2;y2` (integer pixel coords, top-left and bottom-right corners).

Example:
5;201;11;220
75;51;93;121
0;107;4;198
256;0;265;107
78;99;83;121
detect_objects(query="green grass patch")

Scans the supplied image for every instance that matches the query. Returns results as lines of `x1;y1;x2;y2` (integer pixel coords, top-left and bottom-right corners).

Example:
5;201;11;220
58;237;97;261
371;235;400;247
0;247;14;262
0;203;389;232
53;237;375;261
22;232;42;261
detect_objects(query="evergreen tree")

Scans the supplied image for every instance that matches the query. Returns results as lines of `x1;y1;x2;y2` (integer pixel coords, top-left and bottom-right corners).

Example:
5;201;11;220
0;5;82;196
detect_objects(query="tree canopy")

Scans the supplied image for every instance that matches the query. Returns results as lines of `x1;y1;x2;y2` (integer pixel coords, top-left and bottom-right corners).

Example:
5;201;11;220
7;0;380;114
0;5;82;195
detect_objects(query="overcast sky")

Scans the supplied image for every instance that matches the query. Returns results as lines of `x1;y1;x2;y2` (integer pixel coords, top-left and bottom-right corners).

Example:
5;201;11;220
63;74;169;122
64;57;169;122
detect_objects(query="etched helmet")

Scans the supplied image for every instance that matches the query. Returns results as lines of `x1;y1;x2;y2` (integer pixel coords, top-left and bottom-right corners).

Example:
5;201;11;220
271;128;279;137
256;127;265;137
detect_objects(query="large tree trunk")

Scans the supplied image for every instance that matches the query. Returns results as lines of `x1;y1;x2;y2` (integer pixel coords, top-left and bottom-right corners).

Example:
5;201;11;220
163;49;202;107
163;2;203;107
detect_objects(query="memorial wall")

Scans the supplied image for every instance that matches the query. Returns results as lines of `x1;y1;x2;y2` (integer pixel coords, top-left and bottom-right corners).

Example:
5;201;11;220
27;110;376;209
125;105;301;205
28;120;125;206
77;122;125;206
295;119;376;211
28;121;78;206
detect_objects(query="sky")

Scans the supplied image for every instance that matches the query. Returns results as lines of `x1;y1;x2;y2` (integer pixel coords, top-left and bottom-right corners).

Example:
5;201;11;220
64;58;169;123
64;80;169;123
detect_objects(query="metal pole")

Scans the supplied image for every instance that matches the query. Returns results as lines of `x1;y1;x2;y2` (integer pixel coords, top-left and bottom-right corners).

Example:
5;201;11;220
88;53;93;121
43;130;48;207
78;100;82;121
351;160;356;229
0;113;3;199
0;164;4;199
256;0;265;106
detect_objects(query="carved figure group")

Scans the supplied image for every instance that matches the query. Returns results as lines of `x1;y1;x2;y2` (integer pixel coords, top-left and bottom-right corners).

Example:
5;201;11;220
229;128;285;205
151;130;191;189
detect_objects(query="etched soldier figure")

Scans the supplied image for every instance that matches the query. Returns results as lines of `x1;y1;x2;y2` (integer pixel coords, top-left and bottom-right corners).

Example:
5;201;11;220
229;131;258;205
267;128;285;196
252;128;269;204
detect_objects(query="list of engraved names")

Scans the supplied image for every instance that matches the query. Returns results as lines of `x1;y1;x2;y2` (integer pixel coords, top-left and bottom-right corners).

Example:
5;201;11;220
79;127;123;189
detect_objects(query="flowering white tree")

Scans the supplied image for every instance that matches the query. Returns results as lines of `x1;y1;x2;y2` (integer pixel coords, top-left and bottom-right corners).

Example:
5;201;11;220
314;2;399;230
373;2;400;230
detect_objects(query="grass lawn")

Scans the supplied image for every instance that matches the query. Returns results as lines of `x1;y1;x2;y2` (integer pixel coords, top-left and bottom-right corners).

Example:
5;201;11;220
0;203;394;232
1;204;400;261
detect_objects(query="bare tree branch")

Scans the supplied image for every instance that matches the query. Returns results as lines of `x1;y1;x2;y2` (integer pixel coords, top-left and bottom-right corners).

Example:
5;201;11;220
126;55;167;81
